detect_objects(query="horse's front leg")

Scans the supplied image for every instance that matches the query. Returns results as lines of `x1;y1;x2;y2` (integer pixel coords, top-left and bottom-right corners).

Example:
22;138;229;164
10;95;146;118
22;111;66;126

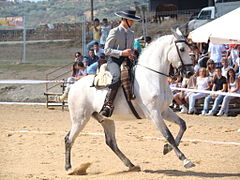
161;108;186;155
149;107;195;168
100;119;140;171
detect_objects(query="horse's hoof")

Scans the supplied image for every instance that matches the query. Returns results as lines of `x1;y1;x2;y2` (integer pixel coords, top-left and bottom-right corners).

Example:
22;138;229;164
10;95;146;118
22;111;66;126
65;164;72;171
163;144;173;155
128;165;141;172
183;159;196;169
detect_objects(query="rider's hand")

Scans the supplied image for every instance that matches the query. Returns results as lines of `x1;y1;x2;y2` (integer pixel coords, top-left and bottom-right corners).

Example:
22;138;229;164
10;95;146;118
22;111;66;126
122;49;133;57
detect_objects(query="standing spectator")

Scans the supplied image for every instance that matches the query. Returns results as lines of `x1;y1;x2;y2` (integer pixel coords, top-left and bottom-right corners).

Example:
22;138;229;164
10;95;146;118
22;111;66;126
227;44;239;66
133;38;142;58
86;18;101;55
83;49;99;67
233;45;240;78
100;18;111;48
93;42;104;58
145;36;152;47
201;67;227;116
188;68;210;114
221;58;232;78
208;42;226;67
217;69;240;116
74;52;83;62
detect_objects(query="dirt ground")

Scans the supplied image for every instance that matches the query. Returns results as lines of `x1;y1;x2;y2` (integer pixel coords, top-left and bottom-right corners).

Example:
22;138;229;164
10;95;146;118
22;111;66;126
0;105;240;180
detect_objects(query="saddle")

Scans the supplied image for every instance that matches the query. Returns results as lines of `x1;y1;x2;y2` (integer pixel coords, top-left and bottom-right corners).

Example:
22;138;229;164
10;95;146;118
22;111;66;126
93;61;135;101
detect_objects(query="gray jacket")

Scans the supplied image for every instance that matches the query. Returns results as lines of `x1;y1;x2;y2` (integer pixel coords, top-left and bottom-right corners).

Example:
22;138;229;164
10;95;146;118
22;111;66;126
104;24;134;59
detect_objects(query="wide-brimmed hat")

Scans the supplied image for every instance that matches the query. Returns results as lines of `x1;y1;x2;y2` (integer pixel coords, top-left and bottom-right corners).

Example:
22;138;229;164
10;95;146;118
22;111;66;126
115;10;141;21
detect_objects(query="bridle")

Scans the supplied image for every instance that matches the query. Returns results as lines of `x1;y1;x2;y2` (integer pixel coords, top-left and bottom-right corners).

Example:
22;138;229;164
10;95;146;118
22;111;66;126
138;39;194;78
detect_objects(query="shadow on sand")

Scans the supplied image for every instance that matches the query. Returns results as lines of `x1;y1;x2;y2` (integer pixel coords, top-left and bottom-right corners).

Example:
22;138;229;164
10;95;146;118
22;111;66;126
143;169;240;178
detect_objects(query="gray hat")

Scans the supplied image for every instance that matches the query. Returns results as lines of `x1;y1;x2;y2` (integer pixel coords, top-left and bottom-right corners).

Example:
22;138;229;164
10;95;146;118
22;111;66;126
115;10;141;21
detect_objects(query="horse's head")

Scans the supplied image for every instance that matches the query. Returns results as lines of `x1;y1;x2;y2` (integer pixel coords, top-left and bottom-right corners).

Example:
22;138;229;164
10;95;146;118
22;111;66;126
168;28;194;77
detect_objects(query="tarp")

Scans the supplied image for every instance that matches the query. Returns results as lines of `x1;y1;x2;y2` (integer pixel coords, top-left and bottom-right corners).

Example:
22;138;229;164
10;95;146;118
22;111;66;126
188;8;240;44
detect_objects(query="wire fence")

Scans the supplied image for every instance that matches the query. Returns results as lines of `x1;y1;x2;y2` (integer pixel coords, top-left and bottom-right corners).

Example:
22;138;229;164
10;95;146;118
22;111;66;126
0;8;201;65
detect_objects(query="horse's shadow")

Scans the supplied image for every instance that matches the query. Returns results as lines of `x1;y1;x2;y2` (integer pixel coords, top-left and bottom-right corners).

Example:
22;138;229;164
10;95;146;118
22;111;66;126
143;169;240;178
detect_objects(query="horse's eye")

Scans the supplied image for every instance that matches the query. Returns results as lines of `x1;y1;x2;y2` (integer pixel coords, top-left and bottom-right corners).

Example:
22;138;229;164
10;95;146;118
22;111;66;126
180;47;185;52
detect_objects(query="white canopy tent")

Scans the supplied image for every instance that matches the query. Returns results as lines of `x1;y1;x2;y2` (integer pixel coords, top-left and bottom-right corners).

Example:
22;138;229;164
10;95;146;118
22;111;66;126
188;8;240;44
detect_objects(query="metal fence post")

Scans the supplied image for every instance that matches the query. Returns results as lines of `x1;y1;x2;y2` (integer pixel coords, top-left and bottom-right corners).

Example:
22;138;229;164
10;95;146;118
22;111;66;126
21;16;26;63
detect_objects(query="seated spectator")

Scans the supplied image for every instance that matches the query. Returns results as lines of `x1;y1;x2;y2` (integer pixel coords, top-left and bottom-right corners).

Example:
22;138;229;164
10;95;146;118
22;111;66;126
87;53;107;74
86;18;101;55
221;58;232;78
56;61;87;102
93;42;104;58
201;67;227;116
173;72;196;113
206;59;216;78
100;18;111;48
217;69;240;116
188;68;210;114
83;49;99;67
74;52;83;62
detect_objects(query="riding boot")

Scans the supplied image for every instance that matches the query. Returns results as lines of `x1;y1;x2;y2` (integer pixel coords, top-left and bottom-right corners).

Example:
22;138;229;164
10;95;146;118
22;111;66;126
99;88;118;117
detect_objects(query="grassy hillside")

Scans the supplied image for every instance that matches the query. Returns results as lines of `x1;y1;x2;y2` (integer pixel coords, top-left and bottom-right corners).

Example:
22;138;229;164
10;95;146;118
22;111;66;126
0;0;148;27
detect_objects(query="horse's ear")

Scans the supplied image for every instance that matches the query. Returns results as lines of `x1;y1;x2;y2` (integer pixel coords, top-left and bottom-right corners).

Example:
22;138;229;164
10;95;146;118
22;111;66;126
171;27;185;40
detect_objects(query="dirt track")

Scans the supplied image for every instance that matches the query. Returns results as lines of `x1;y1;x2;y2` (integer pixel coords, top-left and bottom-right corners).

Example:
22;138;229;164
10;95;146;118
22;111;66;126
0;104;240;180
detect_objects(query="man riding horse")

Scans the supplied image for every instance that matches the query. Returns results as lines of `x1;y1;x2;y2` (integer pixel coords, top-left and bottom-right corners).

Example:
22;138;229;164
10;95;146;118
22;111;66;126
99;10;141;118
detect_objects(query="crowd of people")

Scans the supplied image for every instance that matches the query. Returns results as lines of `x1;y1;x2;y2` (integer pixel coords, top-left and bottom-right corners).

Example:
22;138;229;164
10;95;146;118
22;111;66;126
170;43;240;117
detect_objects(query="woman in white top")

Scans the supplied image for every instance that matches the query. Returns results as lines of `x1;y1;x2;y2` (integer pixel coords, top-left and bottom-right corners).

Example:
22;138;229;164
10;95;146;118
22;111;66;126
217;69;240;116
188;68;211;114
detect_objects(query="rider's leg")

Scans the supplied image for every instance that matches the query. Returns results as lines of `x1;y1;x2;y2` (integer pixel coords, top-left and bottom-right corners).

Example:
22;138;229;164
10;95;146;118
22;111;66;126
100;61;121;117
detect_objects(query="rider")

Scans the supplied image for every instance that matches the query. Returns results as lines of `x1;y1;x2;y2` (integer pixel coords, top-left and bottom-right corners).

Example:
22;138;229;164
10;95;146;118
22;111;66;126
99;10;141;118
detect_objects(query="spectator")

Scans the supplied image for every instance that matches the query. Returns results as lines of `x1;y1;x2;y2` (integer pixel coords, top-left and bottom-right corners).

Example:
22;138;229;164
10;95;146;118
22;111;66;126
188;68;210;114
233;45;240;78
221;58;232;78
201;67;227;116
227;44;239;66
74;52;83;62
206;59;216;78
83;49;99;67
207;42;226;68
100;18;111;48
133;38;142;58
217;69;240;116
86;18;101;55
56;61;87;102
173;72;196;113
87;53;107;74
93;42;104;58
145;36;152;47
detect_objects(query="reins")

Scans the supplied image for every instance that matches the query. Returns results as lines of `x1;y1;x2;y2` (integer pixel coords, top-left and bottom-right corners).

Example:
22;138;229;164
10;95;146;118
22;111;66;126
137;39;193;77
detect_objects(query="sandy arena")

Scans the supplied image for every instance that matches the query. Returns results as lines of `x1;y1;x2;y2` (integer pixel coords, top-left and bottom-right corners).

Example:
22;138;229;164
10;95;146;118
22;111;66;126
0;104;240;180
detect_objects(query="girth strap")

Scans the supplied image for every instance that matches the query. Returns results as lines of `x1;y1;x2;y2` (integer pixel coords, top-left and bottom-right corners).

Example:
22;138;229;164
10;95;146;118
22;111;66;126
122;86;142;119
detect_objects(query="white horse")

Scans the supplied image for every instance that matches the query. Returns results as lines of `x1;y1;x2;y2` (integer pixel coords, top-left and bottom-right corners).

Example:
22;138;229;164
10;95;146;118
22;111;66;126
65;31;195;171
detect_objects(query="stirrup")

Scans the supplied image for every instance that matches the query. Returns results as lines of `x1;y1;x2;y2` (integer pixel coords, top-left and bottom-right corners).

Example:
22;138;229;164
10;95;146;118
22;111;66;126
99;104;114;118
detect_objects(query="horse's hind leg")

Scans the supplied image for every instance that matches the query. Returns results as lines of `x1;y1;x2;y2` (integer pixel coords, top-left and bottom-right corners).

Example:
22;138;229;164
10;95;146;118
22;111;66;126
65;114;90;171
162;108;186;155
100;119;140;171
150;108;195;168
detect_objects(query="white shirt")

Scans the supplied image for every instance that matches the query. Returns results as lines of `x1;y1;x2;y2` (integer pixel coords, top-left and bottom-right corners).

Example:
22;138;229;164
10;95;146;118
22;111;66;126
221;66;232;78
196;77;209;90
94;48;105;57
208;42;226;63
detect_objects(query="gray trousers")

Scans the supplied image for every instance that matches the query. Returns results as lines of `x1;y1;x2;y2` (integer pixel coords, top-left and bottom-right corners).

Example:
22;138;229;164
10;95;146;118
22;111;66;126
106;59;121;89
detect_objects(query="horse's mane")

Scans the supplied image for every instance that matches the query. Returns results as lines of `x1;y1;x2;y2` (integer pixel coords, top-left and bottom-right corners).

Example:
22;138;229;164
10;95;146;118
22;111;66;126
138;35;175;64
